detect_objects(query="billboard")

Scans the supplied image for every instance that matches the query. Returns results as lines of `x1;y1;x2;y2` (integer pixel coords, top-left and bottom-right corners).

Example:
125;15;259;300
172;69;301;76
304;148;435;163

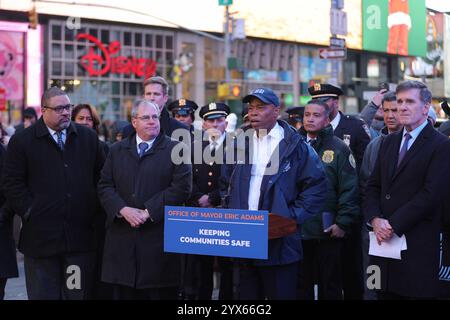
363;0;427;56
0;0;363;49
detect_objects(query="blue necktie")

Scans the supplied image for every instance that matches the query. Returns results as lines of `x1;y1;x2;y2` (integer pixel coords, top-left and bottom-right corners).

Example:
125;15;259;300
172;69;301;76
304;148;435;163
56;131;64;151
138;142;148;158
397;133;411;166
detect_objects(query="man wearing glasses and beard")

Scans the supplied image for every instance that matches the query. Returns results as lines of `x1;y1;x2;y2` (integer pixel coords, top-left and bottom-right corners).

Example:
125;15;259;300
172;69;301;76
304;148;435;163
1;86;106;300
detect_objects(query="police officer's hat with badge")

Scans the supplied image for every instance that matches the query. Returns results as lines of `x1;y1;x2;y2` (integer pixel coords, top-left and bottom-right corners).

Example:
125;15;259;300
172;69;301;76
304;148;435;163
307;83;343;100
167;98;199;120
199;102;230;120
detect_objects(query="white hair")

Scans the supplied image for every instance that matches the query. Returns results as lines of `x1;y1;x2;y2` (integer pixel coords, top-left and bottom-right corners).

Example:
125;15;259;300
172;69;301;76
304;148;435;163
131;99;160;118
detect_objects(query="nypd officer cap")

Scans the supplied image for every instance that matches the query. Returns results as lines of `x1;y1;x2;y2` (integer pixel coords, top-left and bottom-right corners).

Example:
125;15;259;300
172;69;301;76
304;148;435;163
199;102;230;120
308;83;343;100
167;98;198;116
286;106;304;121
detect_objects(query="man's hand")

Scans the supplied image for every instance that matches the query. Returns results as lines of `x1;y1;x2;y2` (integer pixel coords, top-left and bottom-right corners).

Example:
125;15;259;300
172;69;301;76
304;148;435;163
372;89;388;107
324;224;345;238
371;217;393;245
120;206;148;228
198;195;211;208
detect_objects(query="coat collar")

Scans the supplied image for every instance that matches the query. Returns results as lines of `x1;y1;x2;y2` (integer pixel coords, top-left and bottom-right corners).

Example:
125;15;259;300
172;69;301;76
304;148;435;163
35;117;78;138
123;130;168;160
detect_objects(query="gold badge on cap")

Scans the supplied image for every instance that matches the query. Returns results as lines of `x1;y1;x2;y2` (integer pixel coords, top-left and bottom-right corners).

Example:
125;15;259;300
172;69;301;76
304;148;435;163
322;150;334;164
314;83;321;91
209;103;217;110
179;99;186;106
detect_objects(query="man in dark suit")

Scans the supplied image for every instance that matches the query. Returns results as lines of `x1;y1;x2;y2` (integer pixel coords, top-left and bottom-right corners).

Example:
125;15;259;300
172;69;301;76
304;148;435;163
1;86;105;299
364;80;450;299
122;76;189;139
308;83;371;300
98;99;192;300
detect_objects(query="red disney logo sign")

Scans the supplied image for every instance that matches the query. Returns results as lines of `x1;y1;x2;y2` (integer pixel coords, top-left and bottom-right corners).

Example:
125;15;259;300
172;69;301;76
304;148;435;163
76;33;157;78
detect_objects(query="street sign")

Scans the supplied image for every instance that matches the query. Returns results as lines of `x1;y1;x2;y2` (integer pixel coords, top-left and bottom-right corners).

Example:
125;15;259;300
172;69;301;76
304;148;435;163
319;47;347;60
331;0;344;9
219;0;233;5
330;36;346;49
330;8;347;36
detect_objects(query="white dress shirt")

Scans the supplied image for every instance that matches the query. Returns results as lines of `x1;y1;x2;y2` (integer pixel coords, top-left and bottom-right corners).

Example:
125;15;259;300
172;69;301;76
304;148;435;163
399;119;428;152
248;122;284;210
330;112;341;131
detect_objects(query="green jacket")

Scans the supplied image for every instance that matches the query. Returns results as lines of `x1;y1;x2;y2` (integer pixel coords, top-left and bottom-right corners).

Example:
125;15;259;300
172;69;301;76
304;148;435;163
299;125;360;240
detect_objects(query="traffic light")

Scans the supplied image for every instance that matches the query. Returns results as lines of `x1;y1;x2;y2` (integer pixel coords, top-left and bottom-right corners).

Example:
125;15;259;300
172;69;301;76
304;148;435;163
28;6;38;29
217;83;242;100
231;84;241;97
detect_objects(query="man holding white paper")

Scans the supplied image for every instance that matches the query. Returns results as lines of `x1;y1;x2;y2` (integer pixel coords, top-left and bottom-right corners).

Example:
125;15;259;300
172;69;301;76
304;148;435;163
364;81;450;299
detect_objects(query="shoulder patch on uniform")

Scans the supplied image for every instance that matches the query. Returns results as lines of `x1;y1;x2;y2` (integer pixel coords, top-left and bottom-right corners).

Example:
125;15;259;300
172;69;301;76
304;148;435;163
343;134;351;146
362;123;371;138
322;150;334;163
349;154;356;169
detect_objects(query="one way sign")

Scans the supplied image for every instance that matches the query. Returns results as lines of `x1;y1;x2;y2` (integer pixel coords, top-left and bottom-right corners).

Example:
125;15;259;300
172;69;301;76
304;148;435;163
319;47;347;60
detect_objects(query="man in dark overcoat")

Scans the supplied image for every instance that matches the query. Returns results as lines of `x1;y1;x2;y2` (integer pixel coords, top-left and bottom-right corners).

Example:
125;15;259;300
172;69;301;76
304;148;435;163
98;99;192;300
1;86;105;299
364;80;450;299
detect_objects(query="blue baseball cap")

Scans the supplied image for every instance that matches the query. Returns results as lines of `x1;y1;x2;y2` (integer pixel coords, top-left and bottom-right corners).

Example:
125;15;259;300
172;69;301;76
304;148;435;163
242;88;280;107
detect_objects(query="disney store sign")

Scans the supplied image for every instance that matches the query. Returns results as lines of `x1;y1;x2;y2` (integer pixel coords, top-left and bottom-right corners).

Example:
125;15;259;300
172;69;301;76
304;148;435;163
76;33;157;78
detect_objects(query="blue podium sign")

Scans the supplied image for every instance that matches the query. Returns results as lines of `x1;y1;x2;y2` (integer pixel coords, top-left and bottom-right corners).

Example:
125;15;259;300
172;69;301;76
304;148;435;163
164;206;268;259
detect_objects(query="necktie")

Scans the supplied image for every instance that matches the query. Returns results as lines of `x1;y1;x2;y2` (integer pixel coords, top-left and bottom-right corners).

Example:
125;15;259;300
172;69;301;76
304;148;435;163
138;142;148;158
308;139;316;147
56;131;64;151
397;133;411;166
210;141;218;157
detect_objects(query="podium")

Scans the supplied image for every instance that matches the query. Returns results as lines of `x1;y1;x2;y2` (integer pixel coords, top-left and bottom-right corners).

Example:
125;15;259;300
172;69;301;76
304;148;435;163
268;213;297;239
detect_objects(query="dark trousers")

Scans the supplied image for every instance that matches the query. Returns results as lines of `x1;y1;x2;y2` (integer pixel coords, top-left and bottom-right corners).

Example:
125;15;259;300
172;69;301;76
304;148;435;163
113;284;178;300
24;252;96;300
218;258;233;300
0;278;6;300
238;262;298;300
342;221;364;300
298;239;343;300
182;255;214;300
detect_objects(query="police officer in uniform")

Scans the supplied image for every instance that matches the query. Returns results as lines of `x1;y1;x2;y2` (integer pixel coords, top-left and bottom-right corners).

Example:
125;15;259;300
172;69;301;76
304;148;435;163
285;106;305;130
308;83;371;174
308;83;370;300
184;102;230;300
298;99;360;300
167;98;199;134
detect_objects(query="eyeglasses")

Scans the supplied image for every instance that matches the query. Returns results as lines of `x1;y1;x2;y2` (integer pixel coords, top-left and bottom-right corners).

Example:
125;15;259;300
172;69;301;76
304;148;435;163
135;114;159;121
44;104;74;114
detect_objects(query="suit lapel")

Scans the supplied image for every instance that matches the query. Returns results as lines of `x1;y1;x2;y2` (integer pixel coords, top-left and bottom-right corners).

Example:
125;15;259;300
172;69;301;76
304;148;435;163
387;131;402;182
125;134;140;161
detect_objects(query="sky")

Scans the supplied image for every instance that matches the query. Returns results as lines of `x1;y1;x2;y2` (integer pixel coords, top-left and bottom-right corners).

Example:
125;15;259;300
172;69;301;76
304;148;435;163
426;0;450;12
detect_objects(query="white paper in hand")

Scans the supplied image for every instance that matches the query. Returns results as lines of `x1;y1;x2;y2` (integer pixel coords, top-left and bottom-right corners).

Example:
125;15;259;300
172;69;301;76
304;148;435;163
369;232;407;260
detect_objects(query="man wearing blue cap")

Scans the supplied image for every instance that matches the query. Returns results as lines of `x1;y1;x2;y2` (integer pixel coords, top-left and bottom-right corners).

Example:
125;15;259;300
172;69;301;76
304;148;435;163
222;88;327;300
